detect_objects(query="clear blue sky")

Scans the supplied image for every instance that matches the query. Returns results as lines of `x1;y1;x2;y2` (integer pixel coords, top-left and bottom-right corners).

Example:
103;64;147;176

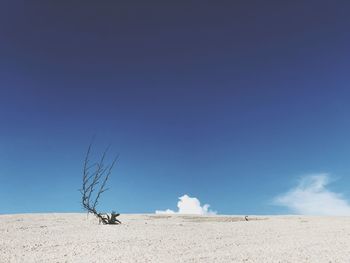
1;1;350;214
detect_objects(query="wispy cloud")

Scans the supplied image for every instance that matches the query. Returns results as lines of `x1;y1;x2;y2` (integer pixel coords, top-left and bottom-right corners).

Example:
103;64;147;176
274;173;350;216
155;194;217;215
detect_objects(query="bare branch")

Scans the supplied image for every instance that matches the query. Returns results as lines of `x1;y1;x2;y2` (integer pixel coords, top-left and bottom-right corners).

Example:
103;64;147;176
93;157;118;210
80;142;121;224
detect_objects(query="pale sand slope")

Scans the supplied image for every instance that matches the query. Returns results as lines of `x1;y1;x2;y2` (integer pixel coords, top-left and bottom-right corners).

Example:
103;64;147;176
1;214;350;263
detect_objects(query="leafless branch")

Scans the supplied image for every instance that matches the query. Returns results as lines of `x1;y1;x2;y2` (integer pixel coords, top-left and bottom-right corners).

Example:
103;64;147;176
80;142;121;224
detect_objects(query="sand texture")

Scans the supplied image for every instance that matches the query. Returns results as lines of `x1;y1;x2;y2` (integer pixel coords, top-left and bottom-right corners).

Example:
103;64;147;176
1;213;350;262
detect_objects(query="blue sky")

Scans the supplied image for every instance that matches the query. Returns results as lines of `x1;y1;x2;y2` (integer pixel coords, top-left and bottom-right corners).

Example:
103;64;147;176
1;1;350;215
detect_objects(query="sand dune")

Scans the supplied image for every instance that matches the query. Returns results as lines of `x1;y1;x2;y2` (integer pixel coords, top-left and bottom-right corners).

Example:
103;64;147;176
1;213;350;262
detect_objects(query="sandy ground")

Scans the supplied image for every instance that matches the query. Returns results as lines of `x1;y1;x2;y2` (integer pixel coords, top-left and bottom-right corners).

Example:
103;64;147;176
1;214;350;262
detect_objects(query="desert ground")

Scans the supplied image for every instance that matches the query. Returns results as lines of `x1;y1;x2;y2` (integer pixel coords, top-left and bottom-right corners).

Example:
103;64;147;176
1;213;350;262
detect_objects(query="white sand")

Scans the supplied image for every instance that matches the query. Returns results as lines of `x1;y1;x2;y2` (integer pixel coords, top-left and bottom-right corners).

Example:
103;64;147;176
1;213;350;262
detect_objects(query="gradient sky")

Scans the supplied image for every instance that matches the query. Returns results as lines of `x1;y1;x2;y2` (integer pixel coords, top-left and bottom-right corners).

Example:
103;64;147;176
1;1;350;215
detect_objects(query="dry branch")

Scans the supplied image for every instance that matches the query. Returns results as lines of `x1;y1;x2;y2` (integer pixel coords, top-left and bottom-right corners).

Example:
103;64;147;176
80;143;121;224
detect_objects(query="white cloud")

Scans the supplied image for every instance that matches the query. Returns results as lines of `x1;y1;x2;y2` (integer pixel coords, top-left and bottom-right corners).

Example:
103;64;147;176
155;209;175;214
155;194;217;215
274;173;350;216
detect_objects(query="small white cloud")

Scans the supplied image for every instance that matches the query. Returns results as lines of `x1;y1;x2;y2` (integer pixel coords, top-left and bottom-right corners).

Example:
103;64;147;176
155;209;175;215
155;194;217;215
274;173;350;216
